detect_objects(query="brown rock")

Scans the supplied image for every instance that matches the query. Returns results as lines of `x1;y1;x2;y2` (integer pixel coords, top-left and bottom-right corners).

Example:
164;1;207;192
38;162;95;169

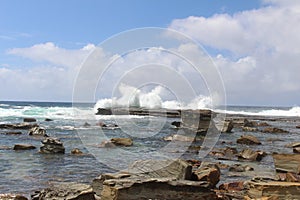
2;131;22;135
193;163;220;188
285;142;300;148
13;144;36;150
71;148;83;155
0;194;28;200
219;181;244;191
244;119;258;127
110;138;133;146
262;127;288;133
229;164;254;172
214;120;234;133
296;125;300;129
286;172;300;182
238;148;266;161
237;135;261;145
31;182;95;200
28;127;48;137
272;153;300;174
40;137;65;154
257;122;270;126
101;178;217;200
293;147;300;153
242;126;258;132
246;179;300;199
98;141;115;148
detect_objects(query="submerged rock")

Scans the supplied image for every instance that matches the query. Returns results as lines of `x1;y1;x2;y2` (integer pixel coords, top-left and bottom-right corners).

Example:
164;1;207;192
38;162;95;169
31;182;95;200
23;117;37;122
272;153;300;174
164;134;195;142
110;138;133;146
262;127;288;133
13;144;36;150
238;148;266;161
171;121;181;128
228;164;254;172
242;126;258;132
45;118;53;122
215;120;234;133
71;148;83;155
0;123;38;130
28;127;48;137
1;131;22;135
237;135;261;145
40;137;65;154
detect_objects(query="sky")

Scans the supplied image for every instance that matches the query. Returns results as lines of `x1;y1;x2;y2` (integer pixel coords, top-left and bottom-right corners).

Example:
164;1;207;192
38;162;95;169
0;0;299;106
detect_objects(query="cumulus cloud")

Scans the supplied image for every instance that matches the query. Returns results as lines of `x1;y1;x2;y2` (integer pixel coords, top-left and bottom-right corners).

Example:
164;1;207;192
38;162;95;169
169;1;300;105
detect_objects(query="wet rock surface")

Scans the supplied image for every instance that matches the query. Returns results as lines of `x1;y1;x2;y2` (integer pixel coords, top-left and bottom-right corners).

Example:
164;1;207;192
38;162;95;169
0;123;38;130
237;135;261;145
0;194;28;200
31;182;95;200
40;137;65;154
13;144;36;150
28;127;48;137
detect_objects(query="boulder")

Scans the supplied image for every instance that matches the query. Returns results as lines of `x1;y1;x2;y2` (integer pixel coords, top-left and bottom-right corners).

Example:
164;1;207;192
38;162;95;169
272;153;300;174
215;120;234;133
246;179;300;200
171;121;181;128
242;126;258;132
164;134;195;142
0;194;28;200
40;137;65;154
28;127;48;137
101;178;217;200
243;119;258;127
257;122;270;126
92;159;192;196
219;181;244;191
285;142;300;148
293;147;300;153
96;108;112;115
31;182;95;200
23;117;36;122
228;164;253;172
296;125;300;129
45;118;53;121
193;163;220;188
110;138;133;146
13;144;36;150
238;148;266;161
71;148;83;155
0;123;38;130
262;127;288;133
237;135;261;145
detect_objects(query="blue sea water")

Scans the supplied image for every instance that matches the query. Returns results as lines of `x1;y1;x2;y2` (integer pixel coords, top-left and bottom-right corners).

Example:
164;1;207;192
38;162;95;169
0;101;300;196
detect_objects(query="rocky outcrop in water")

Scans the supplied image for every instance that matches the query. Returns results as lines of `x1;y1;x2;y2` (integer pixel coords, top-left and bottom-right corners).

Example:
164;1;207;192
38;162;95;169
28;127;48;137
0;123;38;130
13;144;36;150
40;137;65;154
31;182;95;200
23;118;36;122
237;135;261;145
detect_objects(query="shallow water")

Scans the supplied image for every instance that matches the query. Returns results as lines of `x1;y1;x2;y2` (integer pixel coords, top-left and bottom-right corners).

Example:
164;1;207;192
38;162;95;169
0;101;300;196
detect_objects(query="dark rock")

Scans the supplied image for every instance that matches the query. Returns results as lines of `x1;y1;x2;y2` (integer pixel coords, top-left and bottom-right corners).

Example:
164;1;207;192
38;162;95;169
101;178;217;200
110;138;133;146
296;125;300;129
96;108;112;115
272;153;300;174
2;131;22;135
181;109;213;132
238;148;266;161
237;135;261;145
40;137;65;154
13;144;36;150
0;194;28;200
45;118;53;121
71;148;83;155
83;122;91;127
293;147;300;153
28;127;48;137
23;117;36;122
262;127;288;133
171;121;181;128
31;182;95;200
193;163;220;188
242;126;258;132
0;123;38;130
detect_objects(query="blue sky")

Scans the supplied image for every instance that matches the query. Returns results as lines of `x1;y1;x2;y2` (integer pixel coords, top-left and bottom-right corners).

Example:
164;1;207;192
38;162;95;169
1;0;300;106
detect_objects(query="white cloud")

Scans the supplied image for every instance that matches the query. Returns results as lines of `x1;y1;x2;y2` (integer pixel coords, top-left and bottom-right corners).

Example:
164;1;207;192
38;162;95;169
169;1;300;105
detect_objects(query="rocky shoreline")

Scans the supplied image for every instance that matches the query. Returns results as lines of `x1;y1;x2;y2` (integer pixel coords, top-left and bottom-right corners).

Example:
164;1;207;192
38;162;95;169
1;109;300;199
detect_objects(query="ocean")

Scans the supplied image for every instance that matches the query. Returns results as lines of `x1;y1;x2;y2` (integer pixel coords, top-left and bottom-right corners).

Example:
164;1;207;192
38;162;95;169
0;101;300;195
